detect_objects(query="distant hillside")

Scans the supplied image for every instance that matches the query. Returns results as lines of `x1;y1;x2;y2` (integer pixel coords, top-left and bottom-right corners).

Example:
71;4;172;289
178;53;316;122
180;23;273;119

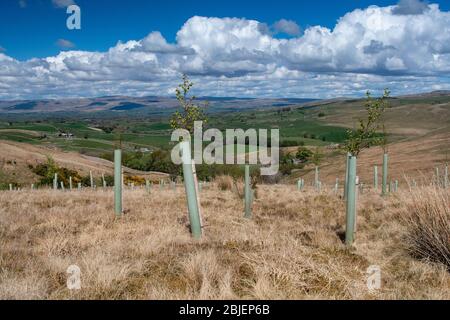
0;96;317;117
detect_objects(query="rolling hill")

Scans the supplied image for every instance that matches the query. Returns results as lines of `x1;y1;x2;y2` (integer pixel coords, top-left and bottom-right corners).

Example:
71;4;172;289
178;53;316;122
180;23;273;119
0;140;169;185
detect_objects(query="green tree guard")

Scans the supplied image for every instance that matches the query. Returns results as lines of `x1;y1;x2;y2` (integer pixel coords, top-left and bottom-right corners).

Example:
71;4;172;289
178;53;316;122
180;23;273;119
60;181;65;191
445;165;449;189
69;176;73;190
114;150;123;217
374;166;378;190
382;153;388;196
244;165;252;218
315;166;320;191
344;152;351;199
436;167;440;187
180;141;202;239
90;171;94;189
345;156;357;246
53;173;58;190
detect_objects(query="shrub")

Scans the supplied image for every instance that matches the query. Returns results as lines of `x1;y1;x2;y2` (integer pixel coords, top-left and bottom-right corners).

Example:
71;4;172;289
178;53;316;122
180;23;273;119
31;156;82;186
295;147;313;163
124;175;146;186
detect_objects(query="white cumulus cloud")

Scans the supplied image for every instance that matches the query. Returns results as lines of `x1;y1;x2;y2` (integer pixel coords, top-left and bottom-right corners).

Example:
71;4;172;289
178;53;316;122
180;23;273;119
52;0;76;8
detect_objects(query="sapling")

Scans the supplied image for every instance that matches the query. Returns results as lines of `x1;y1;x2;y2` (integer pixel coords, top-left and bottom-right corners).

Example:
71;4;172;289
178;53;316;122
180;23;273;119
343;89;391;245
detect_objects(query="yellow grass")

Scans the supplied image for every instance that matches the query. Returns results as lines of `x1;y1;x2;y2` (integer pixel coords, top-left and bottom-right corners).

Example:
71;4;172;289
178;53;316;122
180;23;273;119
0;183;449;300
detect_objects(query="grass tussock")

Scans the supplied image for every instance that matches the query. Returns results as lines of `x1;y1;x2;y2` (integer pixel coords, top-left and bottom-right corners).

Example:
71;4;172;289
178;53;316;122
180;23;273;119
215;175;234;191
403;187;450;270
0;184;449;300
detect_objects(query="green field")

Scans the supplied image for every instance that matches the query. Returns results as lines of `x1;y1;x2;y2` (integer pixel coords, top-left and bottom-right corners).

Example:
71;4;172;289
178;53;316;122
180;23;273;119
0;106;351;158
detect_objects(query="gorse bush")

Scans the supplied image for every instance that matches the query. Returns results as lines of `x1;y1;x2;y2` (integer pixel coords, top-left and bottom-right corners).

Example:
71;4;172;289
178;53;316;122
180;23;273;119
31;156;82;186
102;150;181;178
403;187;450;270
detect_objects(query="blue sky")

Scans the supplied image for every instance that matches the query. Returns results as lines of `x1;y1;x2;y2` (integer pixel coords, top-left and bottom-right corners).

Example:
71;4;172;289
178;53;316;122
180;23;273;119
2;0;430;60
1;0;450;99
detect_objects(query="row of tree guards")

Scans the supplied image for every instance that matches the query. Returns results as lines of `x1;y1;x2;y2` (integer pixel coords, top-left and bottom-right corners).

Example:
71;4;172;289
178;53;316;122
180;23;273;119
4;147;448;247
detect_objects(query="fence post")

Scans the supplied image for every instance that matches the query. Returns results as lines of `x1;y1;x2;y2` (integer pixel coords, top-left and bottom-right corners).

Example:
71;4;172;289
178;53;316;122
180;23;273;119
382;153;388;196
114;149;123;217
244;165;252;218
345;155;357;246
374;166;378;190
180;141;202;239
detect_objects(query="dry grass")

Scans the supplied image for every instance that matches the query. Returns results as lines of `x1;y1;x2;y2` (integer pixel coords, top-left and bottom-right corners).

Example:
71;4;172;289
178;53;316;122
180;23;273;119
0;183;449;300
